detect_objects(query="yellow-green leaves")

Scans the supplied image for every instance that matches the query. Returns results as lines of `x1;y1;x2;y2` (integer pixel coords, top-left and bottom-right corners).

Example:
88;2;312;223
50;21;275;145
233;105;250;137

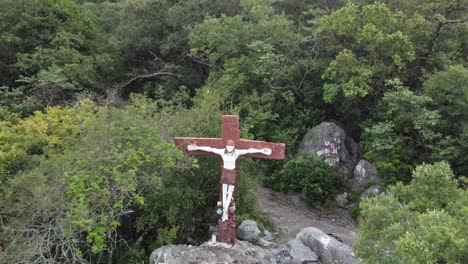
0;100;93;181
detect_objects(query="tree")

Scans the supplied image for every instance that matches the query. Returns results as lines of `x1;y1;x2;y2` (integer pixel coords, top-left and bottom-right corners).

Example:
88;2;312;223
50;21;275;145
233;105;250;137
0;0;117;112
355;162;467;263
423;65;468;175
114;0;241;98
0;103;189;262
362;88;441;183
188;0;324;149
372;0;468;77
317;3;416;103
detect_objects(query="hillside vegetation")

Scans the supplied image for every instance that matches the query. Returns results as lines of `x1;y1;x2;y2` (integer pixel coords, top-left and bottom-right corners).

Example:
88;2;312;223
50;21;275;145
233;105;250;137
0;0;466;263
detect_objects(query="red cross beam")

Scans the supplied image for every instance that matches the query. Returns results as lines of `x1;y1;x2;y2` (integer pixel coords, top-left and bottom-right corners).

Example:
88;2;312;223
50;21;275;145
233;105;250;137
174;115;285;243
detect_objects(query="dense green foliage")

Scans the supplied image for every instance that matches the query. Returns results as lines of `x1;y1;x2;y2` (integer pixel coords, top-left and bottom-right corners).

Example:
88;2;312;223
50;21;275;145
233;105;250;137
1;101;186;262
0;90;263;262
0;0;466;263
0;0;118;113
356;162;467;263
265;155;344;206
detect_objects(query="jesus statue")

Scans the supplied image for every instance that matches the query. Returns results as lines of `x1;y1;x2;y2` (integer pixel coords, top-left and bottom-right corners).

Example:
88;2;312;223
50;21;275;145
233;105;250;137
187;140;271;222
175;115;284;243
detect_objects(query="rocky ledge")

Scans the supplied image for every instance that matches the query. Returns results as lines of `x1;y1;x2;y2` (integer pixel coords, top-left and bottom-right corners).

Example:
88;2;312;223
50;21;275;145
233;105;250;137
150;226;360;264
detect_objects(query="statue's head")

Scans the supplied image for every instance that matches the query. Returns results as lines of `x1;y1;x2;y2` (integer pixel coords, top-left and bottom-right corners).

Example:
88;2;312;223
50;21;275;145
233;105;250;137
226;140;235;153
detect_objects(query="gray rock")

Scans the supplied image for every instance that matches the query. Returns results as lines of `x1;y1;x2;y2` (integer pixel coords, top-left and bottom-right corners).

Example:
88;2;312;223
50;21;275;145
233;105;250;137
150;240;278;264
262;232;276;242
258;237;275;247
277;239;319;264
298;122;355;175
350;160;382;190
362;185;382;199
297;227;360;264
149;236;322;264
237;220;261;242
335;192;349;208
279;226;290;235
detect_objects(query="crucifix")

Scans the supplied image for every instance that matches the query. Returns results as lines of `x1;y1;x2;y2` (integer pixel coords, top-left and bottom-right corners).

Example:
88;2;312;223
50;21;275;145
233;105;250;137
174;115;285;243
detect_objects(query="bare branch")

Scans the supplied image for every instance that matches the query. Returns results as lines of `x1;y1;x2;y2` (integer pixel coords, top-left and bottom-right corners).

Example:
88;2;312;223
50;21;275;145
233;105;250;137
119;71;175;89
297;67;315;94
442;18;467;24
147;50;168;68
105;88;118;108
185;53;223;71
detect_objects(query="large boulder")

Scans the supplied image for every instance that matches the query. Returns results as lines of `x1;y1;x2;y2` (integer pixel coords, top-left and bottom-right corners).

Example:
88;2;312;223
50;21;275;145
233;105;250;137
276;239;320;264
237;220;261;241
350;160;382;191
150;240;279;264
150;239;322;264
298;122;356;175
297;227;360;264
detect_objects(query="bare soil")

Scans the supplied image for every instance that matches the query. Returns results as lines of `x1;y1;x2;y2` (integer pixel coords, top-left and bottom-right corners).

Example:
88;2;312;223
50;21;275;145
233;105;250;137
256;186;358;246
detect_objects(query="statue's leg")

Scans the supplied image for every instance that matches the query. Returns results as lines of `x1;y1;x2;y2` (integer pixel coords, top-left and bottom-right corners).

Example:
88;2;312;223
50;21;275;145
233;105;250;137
217;168;237;243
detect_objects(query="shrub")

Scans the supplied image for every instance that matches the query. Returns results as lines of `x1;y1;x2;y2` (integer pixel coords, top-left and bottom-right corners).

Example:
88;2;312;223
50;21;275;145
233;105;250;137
0;104;189;262
0;100;94;183
265;155;344;206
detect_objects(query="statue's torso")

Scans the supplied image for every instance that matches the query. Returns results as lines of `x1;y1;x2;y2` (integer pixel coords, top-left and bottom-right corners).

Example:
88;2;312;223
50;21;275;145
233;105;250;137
221;151;238;170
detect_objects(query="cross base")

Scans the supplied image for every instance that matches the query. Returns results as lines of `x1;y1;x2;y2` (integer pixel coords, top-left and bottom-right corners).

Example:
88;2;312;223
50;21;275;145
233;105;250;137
216;220;236;243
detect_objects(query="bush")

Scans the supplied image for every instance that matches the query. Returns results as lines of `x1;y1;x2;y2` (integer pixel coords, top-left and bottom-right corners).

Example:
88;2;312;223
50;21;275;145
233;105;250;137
355;162;468;263
0;105;188;262
264;155;344;206
0;100;94;183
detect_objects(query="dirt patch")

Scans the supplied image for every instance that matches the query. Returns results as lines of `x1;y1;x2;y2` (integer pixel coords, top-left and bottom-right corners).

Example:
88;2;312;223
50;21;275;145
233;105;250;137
256;186;358;246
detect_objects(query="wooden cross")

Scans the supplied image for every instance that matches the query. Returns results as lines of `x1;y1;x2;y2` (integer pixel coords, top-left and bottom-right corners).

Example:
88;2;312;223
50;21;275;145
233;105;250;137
174;115;285;243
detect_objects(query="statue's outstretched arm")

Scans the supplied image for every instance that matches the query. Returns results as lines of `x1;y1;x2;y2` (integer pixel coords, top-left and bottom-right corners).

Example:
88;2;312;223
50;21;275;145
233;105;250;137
237;148;272;156
187;144;224;155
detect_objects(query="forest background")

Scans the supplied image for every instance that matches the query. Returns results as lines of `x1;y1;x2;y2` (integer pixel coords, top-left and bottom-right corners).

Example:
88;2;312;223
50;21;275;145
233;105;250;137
0;0;466;263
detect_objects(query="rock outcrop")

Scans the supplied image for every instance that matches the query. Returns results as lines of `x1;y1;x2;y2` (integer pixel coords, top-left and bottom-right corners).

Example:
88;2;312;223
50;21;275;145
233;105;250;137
149;227;363;264
298;122;356;175
349;160;382;191
150;239;321;264
297;227;360;264
278;239;320;264
237;220;261;242
149;240;278;264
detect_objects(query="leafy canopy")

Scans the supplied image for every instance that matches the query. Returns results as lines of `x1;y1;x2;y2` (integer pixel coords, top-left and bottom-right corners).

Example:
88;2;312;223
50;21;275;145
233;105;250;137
356;162;467;263
318;3;415;102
